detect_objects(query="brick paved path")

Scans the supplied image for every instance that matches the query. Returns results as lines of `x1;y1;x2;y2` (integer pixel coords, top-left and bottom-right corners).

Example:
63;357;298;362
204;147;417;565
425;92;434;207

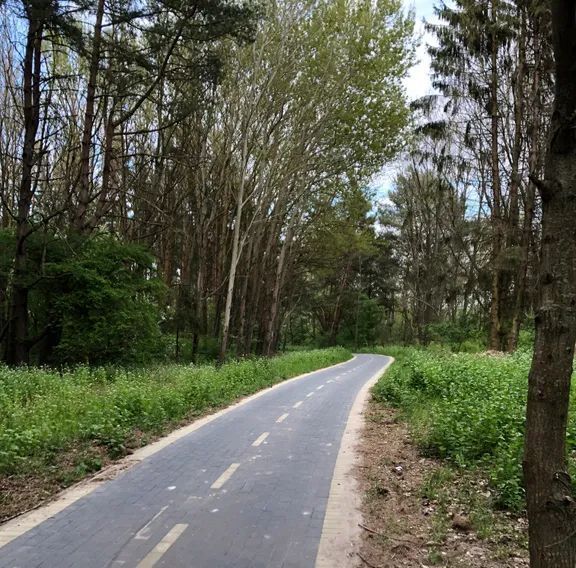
0;354;390;568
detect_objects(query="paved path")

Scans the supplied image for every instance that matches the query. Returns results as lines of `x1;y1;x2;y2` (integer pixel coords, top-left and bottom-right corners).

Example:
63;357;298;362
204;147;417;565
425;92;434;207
0;354;390;568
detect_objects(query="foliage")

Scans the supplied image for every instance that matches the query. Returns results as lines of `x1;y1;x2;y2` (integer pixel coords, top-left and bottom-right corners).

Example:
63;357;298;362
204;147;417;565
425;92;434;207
371;348;576;511
0;347;350;476
48;237;166;365
0;230;165;365
425;318;486;352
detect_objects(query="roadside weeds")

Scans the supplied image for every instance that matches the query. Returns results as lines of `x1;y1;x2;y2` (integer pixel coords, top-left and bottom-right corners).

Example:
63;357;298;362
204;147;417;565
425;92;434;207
356;400;529;568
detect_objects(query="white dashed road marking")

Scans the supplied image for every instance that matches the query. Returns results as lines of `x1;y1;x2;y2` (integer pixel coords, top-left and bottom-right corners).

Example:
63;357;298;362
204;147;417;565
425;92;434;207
316;385;324;390
306;392;315;398
211;463;240;489
293;401;303;408
252;432;269;447
137;523;188;567
276;413;289;423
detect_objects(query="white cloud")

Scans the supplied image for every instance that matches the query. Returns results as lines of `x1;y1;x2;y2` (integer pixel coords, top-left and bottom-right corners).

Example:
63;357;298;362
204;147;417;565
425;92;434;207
402;0;439;101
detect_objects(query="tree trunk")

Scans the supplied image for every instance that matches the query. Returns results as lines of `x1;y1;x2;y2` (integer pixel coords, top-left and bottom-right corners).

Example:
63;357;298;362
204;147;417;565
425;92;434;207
488;0;505;352
219;134;248;362
523;2;576;565
264;221;294;356
73;0;105;233
4;20;42;365
506;5;526;351
510;28;541;351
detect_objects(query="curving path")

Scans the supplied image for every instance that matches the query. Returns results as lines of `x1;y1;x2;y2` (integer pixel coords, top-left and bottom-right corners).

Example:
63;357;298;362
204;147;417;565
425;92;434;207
0;354;390;568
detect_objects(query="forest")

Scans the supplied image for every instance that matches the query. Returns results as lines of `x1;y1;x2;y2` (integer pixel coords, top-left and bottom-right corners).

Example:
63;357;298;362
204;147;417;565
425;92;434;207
0;0;413;366
1;0;576;566
0;0;556;367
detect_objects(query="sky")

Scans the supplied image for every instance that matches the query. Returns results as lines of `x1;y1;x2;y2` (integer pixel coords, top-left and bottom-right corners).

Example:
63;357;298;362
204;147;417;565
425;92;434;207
371;1;438;200
403;0;437;100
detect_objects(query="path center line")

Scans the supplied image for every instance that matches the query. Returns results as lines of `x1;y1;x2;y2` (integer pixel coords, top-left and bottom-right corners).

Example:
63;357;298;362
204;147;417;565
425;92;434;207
276;413;289;423
252;432;269;447
211;463;240;489
293;401;303;408
316;385;324;390
137;523;188;568
306;392;315;397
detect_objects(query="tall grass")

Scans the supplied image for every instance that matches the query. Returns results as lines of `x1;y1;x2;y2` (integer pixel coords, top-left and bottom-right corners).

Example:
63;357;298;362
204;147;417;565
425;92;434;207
0;348;350;476
370;347;576;510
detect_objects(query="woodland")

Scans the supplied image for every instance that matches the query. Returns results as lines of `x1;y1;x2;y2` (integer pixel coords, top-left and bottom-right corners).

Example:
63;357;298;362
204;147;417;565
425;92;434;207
1;0;576;566
0;0;413;366
0;0;556;367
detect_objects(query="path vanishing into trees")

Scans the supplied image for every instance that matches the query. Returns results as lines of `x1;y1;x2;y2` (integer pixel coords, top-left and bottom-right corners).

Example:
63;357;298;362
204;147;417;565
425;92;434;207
0;355;390;568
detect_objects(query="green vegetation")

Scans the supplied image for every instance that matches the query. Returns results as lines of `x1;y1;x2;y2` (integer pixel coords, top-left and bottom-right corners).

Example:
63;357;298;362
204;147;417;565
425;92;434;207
0;348;350;478
371;348;576;511
0;0;414;366
0;231;165;366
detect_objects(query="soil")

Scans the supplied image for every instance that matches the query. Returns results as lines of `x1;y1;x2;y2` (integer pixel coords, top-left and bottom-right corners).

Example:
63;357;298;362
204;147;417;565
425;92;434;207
0;444;113;524
356;400;529;568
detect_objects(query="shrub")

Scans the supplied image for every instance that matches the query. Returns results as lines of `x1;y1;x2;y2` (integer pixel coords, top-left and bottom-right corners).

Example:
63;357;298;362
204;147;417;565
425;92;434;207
0;229;166;366
47;236;166;365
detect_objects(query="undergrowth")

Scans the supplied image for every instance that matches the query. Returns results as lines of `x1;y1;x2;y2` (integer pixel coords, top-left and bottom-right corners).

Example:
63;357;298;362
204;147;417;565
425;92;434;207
369;347;576;511
0;348;350;477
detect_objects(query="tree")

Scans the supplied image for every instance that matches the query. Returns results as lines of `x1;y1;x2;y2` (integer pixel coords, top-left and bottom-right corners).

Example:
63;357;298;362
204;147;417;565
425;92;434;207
425;0;552;351
0;0;413;364
3;0;84;364
0;0;260;364
523;1;576;565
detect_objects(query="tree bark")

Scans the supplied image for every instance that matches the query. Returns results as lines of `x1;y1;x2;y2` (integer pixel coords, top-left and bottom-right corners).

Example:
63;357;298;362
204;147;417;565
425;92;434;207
523;2;576;565
73;0;105;233
488;0;505;351
4;19;42;365
219;134;248;362
264;220;294;356
506;4;527;351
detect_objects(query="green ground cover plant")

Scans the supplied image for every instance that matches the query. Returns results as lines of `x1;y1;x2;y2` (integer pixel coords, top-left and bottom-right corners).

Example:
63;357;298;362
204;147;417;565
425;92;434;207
0;348;350;478
369;347;576;511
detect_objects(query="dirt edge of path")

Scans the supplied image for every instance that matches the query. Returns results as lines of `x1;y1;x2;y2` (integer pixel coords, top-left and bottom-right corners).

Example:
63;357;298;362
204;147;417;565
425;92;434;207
316;356;393;568
355;398;529;568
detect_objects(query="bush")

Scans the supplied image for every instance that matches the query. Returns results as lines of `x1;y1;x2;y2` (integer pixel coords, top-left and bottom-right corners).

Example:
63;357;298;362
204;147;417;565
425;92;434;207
425;319;486;352
371;348;574;511
0;347;350;475
47;236;166;365
0;230;166;366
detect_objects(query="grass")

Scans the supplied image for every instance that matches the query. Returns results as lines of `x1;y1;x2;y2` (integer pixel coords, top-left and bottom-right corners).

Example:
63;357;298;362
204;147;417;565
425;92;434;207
368;346;576;512
0;347;351;480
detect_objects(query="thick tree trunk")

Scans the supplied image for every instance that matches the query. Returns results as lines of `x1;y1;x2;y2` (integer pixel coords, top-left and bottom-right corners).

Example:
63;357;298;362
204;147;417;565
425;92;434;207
523;2;576;565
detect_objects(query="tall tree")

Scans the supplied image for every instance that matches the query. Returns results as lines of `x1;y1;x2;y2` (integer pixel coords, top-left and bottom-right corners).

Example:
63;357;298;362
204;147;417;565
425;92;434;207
523;1;576;565
3;0;83;364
